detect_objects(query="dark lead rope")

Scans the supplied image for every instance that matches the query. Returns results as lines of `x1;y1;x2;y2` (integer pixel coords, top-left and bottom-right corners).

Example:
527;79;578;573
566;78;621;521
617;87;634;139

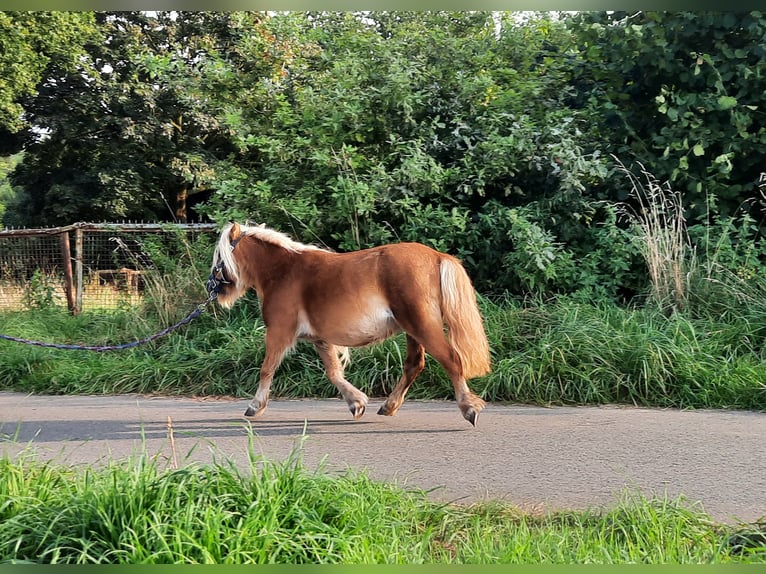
0;267;226;352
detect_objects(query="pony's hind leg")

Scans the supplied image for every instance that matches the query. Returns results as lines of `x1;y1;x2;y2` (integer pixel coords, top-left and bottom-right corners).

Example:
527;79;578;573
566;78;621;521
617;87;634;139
244;328;294;417
397;314;485;426
377;335;425;417
313;340;369;420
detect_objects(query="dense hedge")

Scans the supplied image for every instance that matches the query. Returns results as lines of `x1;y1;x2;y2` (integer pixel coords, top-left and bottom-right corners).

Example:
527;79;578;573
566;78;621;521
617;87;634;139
2;11;766;300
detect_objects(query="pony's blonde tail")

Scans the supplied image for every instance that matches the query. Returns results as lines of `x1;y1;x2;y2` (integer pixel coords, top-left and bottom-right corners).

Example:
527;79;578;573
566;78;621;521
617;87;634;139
439;257;491;379
338;346;351;369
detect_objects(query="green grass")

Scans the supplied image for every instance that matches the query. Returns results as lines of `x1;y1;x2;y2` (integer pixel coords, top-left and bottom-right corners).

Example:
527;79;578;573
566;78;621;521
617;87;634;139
1;440;764;564
2;282;765;564
1;292;765;411
480;296;766;410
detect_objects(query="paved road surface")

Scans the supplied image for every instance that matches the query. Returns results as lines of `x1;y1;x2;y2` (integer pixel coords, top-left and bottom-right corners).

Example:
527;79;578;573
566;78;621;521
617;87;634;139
1;392;764;524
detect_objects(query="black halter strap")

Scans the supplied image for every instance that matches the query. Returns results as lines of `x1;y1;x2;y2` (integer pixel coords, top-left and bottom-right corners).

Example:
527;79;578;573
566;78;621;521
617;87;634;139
206;233;244;297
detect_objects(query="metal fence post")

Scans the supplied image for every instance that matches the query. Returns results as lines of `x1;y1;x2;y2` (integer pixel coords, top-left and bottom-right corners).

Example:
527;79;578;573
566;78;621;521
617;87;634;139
59;230;76;314
74;227;83;315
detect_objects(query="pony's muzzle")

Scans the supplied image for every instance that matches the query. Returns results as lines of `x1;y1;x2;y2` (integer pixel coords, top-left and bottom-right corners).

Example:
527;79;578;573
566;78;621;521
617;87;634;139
207;263;233;299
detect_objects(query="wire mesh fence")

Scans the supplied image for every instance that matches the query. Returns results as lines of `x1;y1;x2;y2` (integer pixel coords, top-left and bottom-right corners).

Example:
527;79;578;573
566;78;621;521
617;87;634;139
0;223;218;313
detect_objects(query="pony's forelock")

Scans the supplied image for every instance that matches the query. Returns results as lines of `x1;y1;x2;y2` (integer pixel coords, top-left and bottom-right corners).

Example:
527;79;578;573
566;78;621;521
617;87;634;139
212;222;241;285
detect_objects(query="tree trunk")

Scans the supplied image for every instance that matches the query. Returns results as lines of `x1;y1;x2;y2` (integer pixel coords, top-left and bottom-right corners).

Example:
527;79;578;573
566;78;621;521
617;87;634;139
175;185;188;223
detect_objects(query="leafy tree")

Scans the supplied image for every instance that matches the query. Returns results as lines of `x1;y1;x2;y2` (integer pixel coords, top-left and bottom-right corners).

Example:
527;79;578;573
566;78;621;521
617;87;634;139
197;12;614;295
7;12;243;225
568;11;766;223
0;153;22;226
3;11;649;299
0;11;97;137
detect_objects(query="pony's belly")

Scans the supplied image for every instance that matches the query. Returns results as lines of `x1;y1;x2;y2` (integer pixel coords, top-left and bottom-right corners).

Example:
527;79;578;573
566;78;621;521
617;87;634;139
334;315;402;347
298;305;401;347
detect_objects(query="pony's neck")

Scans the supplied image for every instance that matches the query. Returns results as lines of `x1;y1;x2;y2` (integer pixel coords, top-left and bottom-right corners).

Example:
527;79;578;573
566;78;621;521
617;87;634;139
238;235;297;294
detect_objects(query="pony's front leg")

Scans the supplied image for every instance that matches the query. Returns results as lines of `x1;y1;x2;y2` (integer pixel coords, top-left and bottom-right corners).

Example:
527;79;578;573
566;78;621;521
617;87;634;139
244;329;293;418
314;340;368;420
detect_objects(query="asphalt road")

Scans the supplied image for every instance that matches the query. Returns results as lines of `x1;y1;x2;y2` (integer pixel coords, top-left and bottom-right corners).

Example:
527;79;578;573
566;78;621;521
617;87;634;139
1;391;764;524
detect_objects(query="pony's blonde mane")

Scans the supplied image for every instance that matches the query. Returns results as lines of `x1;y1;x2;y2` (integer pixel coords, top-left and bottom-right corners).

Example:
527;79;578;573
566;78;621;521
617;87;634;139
212;222;325;285
241;223;325;253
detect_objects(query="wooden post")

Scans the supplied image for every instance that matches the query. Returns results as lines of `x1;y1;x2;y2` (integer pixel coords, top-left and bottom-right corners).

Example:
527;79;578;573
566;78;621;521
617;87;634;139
59;231;76;314
74;227;83;314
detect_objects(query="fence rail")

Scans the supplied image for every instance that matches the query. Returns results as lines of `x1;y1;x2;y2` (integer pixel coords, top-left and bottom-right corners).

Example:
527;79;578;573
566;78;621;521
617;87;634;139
0;222;218;314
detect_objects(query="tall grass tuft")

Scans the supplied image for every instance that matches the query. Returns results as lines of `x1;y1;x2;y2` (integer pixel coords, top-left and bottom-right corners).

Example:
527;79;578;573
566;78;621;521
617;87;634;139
478;296;766;410
130;229;216;327
617;158;693;314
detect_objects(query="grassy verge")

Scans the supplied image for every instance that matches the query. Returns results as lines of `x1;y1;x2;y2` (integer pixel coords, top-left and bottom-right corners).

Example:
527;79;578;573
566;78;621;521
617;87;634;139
1;441;764;564
1;292;765;411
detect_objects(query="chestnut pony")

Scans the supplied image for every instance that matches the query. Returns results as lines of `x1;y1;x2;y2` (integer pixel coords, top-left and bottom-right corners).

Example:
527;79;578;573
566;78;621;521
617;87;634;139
210;222;491;426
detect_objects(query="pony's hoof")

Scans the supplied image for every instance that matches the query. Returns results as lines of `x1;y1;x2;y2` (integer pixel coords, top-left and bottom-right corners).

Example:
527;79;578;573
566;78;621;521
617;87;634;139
377;401;400;417
244;403;265;418
460;395;486;427
350;403;366;420
462;408;480;427
348;393;368;420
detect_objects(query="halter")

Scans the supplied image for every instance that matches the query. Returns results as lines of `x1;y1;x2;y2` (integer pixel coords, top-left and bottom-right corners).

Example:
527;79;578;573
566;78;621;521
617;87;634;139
206;235;243;298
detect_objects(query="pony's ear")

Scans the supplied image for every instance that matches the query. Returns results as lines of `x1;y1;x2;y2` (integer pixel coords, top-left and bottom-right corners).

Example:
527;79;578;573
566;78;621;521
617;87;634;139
229;222;242;241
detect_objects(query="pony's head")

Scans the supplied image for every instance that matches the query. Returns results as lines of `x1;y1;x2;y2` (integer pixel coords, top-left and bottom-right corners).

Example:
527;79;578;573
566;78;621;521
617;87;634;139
210;221;325;308
209;222;247;308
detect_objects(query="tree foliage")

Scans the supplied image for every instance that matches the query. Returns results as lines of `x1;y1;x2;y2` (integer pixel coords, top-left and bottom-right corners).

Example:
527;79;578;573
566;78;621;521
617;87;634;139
3;11;766;300
193;11;614;294
569;11;766;220
7;12;245;224
0;12;97;136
